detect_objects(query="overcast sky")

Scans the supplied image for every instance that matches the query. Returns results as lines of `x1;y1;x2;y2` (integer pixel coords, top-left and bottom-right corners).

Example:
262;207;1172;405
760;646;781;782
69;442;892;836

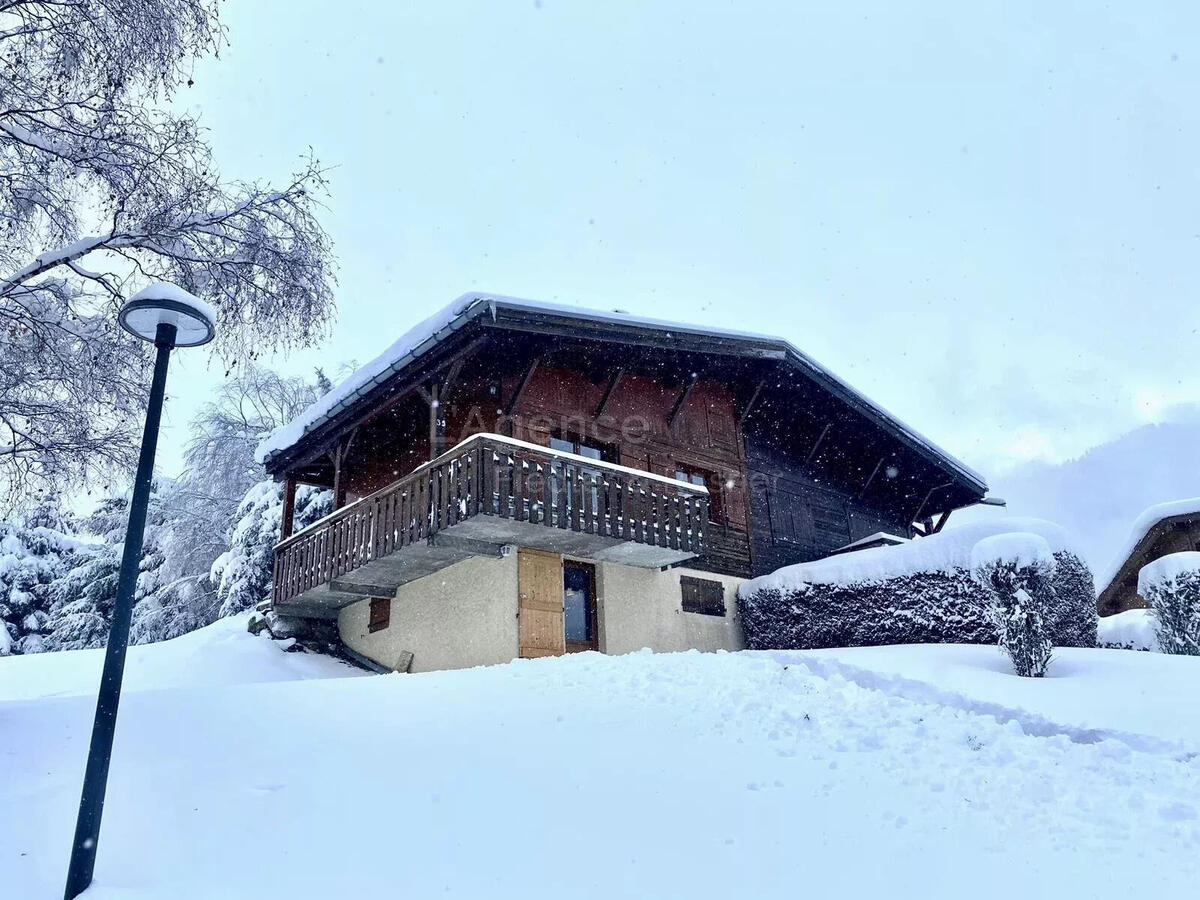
157;0;1199;489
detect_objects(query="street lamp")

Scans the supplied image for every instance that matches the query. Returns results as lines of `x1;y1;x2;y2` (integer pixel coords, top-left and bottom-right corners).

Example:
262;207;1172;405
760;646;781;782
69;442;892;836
64;283;216;900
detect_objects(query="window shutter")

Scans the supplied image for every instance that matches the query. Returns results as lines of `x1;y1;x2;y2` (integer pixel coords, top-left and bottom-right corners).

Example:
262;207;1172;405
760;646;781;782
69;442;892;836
680;576;726;617
368;597;391;633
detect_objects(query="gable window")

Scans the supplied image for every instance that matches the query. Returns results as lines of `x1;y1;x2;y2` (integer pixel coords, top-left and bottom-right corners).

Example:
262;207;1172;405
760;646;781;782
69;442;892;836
675;465;724;523
368;597;391;633
680;575;726;617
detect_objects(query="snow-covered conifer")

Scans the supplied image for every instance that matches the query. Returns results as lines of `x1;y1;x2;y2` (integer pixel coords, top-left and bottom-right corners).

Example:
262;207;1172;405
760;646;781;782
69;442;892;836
1138;552;1200;656
212;481;331;617
971;534;1057;677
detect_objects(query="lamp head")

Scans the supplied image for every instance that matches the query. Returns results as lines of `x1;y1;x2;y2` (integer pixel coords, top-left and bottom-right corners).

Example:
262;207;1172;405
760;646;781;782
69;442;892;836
118;283;217;348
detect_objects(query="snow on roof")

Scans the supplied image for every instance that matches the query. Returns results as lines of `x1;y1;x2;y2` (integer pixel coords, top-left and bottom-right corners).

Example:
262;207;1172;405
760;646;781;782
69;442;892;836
740;517;1073;594
831;532;909;553
255;292;987;490
1138;551;1200;596
1099;496;1200;594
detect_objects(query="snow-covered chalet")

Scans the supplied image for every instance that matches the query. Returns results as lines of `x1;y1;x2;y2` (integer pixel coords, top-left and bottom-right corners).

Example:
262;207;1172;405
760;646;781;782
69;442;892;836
257;293;991;672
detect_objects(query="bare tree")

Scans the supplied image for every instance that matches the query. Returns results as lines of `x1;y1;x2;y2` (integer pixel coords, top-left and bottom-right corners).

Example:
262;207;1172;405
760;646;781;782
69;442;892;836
0;0;336;508
160;365;323;582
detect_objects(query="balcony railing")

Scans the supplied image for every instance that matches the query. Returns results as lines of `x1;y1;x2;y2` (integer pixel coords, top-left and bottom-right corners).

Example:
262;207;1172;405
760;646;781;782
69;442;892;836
273;433;709;607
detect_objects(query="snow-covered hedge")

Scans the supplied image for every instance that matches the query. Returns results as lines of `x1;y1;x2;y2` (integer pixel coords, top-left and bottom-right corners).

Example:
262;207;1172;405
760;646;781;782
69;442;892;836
737;519;1097;651
1137;552;1200;656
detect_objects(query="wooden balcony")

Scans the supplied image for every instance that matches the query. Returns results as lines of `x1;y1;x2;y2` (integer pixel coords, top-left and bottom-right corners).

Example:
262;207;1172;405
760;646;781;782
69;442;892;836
272;433;709;618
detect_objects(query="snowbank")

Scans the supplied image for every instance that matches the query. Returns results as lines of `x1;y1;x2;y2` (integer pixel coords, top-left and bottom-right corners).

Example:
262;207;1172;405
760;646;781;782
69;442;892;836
742;517;1073;593
3;645;1199;898
1098;608;1159;651
0;613;359;703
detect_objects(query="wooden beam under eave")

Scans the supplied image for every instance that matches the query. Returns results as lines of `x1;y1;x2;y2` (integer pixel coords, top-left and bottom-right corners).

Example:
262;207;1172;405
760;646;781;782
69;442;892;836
804;422;832;465
506;355;541;416
595;368;625;417
739;379;766;426
668;376;699;428
911;480;953;530
276;335;491;475
857;456;885;499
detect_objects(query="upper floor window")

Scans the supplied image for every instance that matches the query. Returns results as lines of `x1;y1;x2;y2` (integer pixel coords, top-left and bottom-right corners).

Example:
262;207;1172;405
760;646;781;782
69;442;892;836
675;465;724;523
550;431;617;463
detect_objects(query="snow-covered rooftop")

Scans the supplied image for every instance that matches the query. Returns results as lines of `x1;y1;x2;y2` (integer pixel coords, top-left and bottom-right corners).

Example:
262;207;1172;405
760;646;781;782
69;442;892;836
255;292;987;491
1099;496;1200;594
831;532;909;554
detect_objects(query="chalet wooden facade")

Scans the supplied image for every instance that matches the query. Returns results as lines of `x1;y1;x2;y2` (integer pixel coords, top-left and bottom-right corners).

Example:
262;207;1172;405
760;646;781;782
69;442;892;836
260;294;988;672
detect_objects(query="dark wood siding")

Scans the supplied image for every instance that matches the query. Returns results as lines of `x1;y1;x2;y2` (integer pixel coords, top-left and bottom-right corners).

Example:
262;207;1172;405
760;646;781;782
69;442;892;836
296;328;977;584
746;437;908;577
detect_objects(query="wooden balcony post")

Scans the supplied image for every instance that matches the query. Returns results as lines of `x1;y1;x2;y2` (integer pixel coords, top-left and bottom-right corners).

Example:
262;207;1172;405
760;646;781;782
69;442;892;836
281;475;297;540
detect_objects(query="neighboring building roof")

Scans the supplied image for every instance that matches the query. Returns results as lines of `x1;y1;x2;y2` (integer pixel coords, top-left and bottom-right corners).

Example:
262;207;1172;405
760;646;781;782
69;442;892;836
256;292;988;493
1098;497;1200;604
828;532;910;556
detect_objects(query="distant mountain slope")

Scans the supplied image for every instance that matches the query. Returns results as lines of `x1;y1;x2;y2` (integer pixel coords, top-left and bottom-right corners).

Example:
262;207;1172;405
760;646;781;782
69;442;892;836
981;410;1200;582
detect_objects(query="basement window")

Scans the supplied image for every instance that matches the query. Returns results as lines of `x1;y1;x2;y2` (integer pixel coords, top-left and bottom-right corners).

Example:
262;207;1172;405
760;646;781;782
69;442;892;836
368;597;391;633
680;576;726;617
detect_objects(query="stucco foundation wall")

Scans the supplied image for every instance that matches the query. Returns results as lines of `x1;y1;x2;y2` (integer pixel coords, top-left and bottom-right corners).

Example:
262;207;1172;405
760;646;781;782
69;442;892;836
338;554;519;673
595;563;745;655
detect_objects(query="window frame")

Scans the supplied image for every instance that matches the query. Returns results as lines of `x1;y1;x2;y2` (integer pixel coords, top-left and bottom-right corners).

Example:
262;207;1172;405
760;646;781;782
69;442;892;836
674;464;725;524
549;430;618;464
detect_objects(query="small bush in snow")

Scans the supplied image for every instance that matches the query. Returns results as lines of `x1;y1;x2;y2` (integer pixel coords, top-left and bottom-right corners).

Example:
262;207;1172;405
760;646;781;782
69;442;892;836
1138;552;1200;656
970;534;1055;677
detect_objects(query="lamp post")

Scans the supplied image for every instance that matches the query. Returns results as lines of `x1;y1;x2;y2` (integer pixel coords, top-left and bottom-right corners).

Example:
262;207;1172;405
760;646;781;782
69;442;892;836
64;283;216;900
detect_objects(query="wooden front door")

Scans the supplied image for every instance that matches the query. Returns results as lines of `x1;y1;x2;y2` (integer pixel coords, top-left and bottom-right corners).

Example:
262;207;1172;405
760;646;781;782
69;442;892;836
518;548;565;658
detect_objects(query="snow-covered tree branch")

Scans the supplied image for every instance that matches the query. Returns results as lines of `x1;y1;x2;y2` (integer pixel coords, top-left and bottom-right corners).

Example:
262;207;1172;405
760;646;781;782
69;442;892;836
0;0;336;508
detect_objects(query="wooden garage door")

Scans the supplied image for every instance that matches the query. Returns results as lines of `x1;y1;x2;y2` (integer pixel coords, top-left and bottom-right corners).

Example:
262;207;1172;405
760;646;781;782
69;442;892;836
518;548;565;658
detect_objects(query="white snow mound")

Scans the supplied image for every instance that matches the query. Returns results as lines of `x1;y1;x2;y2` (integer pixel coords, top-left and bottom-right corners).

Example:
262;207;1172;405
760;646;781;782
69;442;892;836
1138;550;1200;596
742;517;1074;594
1098;607;1160;651
970;532;1055;573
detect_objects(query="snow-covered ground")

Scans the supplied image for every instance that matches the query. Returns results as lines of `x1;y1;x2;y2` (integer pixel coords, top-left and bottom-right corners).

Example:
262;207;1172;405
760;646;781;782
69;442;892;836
3;622;1199;899
0;614;359;703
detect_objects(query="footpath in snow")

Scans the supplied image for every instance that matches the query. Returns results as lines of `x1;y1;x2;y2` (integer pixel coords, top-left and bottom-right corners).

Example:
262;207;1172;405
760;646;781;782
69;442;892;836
2;622;1199;899
776;643;1200;756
